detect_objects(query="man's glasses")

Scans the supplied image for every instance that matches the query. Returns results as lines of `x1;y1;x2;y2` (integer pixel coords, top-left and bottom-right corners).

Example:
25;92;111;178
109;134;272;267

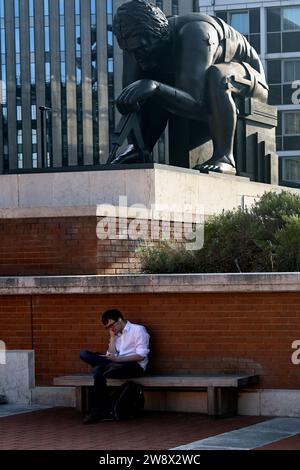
105;320;119;330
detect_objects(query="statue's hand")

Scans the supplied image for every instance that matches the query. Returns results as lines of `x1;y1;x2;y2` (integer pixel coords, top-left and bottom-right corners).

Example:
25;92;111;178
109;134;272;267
116;79;159;114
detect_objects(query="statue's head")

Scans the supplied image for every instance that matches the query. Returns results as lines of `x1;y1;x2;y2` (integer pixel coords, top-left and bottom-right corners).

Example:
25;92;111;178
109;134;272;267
113;0;171;70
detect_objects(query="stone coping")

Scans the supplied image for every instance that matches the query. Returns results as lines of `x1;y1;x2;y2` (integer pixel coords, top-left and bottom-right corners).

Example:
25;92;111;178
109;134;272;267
0;273;299;295
0;204;203;221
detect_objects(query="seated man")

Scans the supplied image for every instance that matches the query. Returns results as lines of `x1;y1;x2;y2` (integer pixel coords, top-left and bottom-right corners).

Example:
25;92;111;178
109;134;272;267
80;309;150;424
110;0;268;174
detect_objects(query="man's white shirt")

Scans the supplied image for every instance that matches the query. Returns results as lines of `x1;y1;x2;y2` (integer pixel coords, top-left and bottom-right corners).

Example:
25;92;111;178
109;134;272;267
111;321;150;370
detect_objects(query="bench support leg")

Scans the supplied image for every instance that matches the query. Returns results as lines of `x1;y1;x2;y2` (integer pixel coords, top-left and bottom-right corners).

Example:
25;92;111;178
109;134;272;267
75;387;83;412
75;386;91;415
207;387;238;417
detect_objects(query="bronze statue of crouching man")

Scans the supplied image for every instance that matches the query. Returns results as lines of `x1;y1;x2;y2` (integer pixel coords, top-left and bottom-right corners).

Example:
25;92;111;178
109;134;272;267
110;0;268;174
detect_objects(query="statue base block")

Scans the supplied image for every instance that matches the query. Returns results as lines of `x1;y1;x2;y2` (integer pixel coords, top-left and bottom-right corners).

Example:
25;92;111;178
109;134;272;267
0;165;299;276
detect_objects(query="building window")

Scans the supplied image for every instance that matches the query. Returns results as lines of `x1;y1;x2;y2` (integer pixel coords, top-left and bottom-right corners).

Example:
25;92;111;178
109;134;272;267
14;0;23;169
267;59;300;105
32;152;38;168
91;0;99;164
172;0;178;16
1;66;8;173
44;0;52;167
107;0;115;149
29;0;36;108
32;128;37;145
284;60;300;83
282;157;300;183
31;104;36;120
217;9;260;54
0;0;6;107
75;0;83;165
193;1;199;13
284;112;300;136
268;60;300;106
18;153;23;168
229;12;249;36
59;0;68;165
282;7;300;32
277;111;300;151
267;6;300;53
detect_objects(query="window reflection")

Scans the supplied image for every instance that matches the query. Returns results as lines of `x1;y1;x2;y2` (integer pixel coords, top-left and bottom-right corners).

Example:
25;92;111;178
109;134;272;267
283;7;300;31
230;12;249;35
283;158;300;183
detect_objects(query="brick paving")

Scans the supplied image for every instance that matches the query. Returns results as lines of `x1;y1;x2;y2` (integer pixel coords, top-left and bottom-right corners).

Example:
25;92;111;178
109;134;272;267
0;408;267;451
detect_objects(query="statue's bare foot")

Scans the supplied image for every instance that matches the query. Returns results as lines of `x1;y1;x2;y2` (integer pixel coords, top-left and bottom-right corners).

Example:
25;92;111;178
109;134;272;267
193;156;236;175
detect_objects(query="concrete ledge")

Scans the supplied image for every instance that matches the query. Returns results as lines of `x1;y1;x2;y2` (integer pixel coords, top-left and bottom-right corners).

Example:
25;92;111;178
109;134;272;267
0;205;99;219
0;350;34;404
0;272;300;295
31;386;76;408
0;204;202;221
28;386;300;417
239;390;300;418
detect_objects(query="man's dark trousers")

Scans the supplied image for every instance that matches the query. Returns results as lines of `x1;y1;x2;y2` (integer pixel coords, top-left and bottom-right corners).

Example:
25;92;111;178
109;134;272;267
80;350;144;411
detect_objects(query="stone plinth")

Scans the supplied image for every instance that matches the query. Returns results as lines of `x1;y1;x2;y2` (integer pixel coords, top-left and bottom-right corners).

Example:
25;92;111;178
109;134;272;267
1;164;299;216
0;166;299;276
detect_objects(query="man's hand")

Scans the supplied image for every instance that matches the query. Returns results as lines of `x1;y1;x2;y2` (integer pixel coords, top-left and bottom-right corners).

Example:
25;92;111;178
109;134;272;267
106;352;119;361
116;79;159;114
109;328;115;338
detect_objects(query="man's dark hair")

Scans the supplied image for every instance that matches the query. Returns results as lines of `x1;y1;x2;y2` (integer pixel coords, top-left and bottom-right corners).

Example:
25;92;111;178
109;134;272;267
101;309;124;325
113;0;170;47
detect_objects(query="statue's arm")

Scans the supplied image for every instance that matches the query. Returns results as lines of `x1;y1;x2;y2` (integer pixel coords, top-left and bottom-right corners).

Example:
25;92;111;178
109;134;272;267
116;22;218;119
154;21;218;120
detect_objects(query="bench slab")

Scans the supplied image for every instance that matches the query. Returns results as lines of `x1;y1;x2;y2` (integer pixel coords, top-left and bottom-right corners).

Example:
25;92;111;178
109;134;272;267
53;374;259;388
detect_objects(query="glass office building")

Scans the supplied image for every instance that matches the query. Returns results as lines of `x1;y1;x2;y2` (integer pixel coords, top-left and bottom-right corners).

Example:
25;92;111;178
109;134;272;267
200;0;300;187
0;0;198;173
0;0;112;171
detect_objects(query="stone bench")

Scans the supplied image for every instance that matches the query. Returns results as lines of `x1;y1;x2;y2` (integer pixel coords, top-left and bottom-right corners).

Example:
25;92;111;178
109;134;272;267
53;373;259;417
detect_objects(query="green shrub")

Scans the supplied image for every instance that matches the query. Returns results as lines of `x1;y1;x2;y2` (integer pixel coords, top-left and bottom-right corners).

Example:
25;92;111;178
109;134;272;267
139;241;197;274
138;191;300;273
275;216;300;271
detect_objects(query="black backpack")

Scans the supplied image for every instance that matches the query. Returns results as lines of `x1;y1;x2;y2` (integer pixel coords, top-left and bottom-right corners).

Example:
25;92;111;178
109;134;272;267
110;381;144;421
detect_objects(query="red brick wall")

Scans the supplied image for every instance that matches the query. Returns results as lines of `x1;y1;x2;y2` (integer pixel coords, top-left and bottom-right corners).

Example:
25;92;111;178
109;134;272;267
0;217;191;275
0;217;97;275
0;296;32;349
0;291;299;389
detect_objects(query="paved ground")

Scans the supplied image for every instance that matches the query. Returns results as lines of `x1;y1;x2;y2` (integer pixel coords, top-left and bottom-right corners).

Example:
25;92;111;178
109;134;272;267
0;408;267;450
1;407;300;450
173;417;300;450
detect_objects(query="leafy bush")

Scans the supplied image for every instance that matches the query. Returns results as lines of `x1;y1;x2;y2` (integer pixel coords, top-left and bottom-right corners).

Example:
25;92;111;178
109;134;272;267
275;216;300;271
138;191;300;273
139;241;197;274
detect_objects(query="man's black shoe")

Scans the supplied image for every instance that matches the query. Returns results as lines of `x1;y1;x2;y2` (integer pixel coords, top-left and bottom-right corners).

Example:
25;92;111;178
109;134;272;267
83;409;113;424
